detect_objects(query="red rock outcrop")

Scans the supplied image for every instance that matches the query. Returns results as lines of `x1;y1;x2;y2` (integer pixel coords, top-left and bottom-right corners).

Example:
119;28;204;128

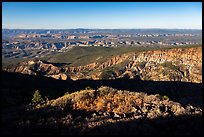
4;47;202;82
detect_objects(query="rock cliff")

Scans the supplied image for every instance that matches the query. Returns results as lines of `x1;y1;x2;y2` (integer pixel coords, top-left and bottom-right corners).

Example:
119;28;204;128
123;47;202;83
3;46;202;83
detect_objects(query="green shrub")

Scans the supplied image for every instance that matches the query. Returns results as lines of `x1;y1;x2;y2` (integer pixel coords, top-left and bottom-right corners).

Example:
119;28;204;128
156;94;169;101
85;86;93;90
162;95;169;100
32;90;44;103
155;94;163;100
137;61;146;69
161;62;179;71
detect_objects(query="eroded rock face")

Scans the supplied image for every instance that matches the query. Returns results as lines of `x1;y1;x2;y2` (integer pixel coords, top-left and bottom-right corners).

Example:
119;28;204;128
116;47;201;83
123;47;202;83
3;47;202;82
65;62;97;73
39;63;61;75
98;54;130;70
60;73;67;80
64;54;129;73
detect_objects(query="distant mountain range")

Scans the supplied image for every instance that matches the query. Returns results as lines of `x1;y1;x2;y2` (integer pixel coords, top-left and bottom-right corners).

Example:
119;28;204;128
2;28;202;37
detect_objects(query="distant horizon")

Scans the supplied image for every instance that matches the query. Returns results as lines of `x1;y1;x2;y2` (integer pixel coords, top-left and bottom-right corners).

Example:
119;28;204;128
2;28;202;30
3;2;202;30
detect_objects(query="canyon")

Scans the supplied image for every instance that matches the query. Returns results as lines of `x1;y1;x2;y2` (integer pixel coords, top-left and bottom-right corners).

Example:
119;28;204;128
3;46;202;83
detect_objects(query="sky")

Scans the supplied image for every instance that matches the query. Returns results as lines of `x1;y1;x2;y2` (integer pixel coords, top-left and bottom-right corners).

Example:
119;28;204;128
2;2;202;29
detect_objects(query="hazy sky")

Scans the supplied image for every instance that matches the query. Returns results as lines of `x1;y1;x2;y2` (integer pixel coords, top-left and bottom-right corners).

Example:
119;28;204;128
2;2;202;29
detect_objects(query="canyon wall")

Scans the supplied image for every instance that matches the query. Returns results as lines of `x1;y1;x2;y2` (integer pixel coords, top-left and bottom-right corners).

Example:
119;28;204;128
3;47;202;83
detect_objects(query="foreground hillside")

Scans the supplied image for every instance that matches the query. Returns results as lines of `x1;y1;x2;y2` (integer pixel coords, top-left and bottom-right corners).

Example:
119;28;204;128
3;45;202;83
2;84;202;135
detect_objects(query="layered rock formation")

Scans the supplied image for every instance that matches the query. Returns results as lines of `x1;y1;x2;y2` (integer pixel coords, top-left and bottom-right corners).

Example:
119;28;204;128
123;47;202;83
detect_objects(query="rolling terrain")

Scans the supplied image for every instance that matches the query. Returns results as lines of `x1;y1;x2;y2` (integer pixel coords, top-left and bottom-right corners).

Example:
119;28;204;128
1;44;202;135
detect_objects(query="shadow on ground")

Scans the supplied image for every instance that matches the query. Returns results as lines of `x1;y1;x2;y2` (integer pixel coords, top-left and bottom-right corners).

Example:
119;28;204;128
1;71;202;136
2;71;202;108
83;114;202;135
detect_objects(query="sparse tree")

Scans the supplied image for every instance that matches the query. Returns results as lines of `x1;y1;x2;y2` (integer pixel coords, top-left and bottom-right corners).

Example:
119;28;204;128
32;90;44;103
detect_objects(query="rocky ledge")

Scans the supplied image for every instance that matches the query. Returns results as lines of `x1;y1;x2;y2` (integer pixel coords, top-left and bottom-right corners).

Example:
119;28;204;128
6;86;201;135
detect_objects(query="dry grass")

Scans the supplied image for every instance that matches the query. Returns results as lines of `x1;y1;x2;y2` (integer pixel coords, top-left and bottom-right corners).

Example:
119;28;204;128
38;86;159;115
35;86;200;119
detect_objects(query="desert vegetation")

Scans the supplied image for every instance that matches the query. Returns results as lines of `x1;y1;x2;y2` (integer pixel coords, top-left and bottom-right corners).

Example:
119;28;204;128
2;85;201;135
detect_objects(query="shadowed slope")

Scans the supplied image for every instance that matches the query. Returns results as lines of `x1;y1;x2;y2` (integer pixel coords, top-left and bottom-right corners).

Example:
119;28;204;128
76;78;202;107
2;71;202;108
1;71;202;136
